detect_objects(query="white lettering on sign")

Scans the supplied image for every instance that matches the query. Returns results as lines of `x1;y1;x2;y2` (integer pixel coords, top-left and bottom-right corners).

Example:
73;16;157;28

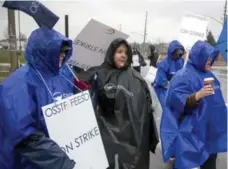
184;13;209;22
104;83;134;97
42;90;109;169
180;29;205;38
178;12;209;66
61;126;100;154
70;19;129;69
30;1;40;13
44;92;89;118
74;39;107;55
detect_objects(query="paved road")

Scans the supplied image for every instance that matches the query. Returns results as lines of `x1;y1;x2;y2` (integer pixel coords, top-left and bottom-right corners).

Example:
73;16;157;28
213;68;227;102
141;62;227;169
150;104;227;169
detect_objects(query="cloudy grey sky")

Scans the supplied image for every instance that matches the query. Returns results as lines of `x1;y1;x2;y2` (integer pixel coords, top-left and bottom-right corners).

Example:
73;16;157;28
0;0;226;43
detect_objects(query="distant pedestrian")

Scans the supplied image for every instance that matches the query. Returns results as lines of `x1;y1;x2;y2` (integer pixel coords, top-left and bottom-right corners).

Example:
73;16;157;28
153;40;185;108
132;48;146;73
148;44;158;67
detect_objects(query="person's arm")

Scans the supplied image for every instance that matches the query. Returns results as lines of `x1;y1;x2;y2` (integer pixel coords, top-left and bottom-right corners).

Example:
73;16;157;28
179;85;214;123
15;130;75;169
165;75;193;113
184;93;200;109
184;85;214;110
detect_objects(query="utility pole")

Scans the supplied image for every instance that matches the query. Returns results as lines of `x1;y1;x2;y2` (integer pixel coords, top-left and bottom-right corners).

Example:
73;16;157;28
223;0;227;23
18;11;21;51
143;11;148;45
8;9;18;72
65;15;69;38
143;11;148;55
119;24;122;31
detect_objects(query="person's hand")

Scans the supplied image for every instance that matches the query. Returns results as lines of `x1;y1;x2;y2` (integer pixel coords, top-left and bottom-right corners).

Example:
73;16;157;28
195;85;214;101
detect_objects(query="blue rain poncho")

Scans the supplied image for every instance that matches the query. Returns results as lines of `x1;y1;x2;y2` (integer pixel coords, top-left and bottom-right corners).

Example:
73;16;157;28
0;27;76;169
160;40;227;169
154;40;185;107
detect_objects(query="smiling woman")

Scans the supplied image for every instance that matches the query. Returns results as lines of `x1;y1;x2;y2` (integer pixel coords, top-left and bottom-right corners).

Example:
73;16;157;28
78;38;159;169
113;43;128;68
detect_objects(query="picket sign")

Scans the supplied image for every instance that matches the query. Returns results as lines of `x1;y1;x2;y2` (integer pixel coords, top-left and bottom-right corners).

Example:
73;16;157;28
42;90;109;169
178;13;209;67
145;66;158;83
68;19;128;70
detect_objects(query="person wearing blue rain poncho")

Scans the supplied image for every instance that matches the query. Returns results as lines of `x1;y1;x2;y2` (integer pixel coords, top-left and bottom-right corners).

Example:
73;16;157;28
160;40;227;169
0;27;77;169
153;40;185;107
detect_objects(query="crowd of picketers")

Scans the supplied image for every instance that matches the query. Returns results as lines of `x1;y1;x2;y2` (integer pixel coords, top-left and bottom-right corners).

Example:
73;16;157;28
0;26;226;169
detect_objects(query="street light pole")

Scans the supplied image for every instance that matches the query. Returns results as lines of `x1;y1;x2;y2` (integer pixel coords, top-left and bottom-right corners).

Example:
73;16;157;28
18;11;22;51
143;11;148;54
143;11;148;45
65;15;69;38
7;9;18;72
224;0;227;23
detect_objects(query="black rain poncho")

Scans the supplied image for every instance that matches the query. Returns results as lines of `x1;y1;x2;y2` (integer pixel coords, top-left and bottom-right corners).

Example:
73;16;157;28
79;38;159;169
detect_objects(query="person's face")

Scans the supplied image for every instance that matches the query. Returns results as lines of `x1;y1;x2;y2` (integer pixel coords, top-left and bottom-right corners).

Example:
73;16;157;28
59;51;66;68
172;49;184;60
114;44;128;68
205;57;212;72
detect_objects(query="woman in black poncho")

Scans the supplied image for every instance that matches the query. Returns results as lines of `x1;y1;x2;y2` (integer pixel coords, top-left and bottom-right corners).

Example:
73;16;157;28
79;38;159;169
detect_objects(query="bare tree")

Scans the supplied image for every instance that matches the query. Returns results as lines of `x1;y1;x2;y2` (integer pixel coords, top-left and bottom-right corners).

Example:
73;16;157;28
206;30;216;47
19;32;27;42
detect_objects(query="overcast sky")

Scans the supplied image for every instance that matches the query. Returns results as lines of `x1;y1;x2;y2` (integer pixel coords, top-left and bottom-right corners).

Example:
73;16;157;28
0;0;226;43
